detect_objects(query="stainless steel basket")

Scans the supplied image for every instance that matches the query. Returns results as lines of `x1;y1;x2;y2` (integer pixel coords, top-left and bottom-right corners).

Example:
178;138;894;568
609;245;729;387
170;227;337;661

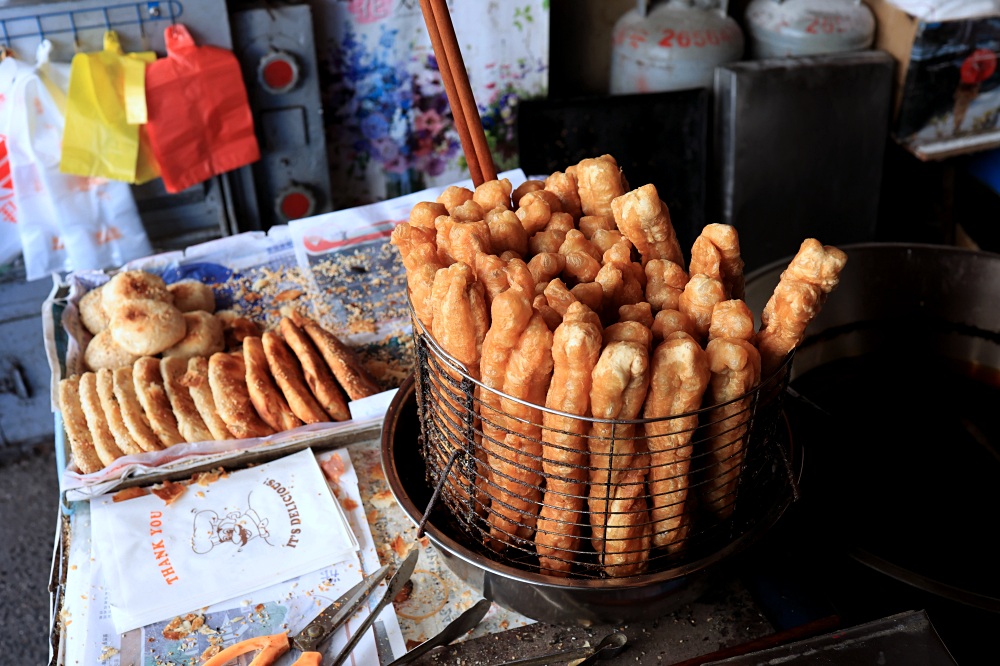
408;317;799;582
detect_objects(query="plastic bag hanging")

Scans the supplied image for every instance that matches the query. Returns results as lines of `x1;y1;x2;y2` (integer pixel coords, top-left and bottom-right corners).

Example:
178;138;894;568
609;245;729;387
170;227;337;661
59;30;159;184
6;40;151;281
0;49;29;268
144;23;260;194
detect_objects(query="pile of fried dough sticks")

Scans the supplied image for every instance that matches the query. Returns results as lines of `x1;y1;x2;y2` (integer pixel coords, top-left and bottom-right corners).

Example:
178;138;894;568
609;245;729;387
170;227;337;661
391;154;847;578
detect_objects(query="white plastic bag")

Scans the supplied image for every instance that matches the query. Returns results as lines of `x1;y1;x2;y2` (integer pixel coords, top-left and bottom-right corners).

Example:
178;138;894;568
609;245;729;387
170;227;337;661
0;54;28;267
5;41;151;281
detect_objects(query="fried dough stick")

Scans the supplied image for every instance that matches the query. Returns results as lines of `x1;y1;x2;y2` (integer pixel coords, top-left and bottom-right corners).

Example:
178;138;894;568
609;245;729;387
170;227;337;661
479;286;534;538
678;273;727;345
689;224;746;300
603;457;652;577
701;338;761;519
535;302;603;575
575;155;628;218
587;325;651;554
643;332;710;554
487;312;554;548
427;263;491;513
756;239;847;378
393;236;442;330
610;183;684;267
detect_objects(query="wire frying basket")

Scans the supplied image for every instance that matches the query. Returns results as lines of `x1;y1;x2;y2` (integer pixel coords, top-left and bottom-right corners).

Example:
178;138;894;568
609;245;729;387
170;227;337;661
412;319;799;581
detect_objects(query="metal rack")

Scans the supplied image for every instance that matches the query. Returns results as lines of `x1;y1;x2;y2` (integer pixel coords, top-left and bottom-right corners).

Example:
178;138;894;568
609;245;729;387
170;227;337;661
413;316;799;580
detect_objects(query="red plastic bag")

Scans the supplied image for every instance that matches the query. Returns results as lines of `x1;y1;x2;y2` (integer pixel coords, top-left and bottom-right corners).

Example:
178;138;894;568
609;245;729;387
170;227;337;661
144;24;260;193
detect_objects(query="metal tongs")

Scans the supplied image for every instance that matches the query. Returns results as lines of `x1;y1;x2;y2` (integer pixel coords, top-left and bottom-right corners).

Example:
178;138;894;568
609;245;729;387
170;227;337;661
204;549;420;666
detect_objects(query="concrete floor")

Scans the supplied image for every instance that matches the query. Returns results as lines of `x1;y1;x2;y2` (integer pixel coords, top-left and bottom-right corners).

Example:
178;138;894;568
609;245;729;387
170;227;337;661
0;448;61;665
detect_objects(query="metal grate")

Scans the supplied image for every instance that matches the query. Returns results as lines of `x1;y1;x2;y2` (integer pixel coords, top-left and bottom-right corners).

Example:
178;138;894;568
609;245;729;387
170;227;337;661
413;315;799;580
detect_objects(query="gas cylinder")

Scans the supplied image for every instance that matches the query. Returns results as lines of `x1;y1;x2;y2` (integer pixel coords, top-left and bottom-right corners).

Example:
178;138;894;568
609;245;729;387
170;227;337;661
744;0;875;59
610;0;745;94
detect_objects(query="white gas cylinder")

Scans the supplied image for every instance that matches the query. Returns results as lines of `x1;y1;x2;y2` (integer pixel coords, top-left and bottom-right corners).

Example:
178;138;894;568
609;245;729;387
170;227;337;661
744;0;875;59
610;0;745;94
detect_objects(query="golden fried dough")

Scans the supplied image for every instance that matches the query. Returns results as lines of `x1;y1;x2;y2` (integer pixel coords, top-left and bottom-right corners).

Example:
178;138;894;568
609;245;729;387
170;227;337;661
78;286;108;335
436;184;474;212
702;338;761;519
473;178;513;211
708;299;755;343
579;215;616;240
112;366;163;453
588;335;651;556
102;270;172;313
243;336;302;432
576;155;627;218
689;224;745;300
644;332;710;552
261;331;329;425
512;178;544;204
132;356;186;446
678;273;727;344
618;302;654;329
162;310;225;360
533;294;562;331
95;368;144;455
527;252;566;287
84;328;140;372
756;239;847;378
489;313;554;547
570;282;604;313
398;243;442;330
109;299;186;356
430;262;490;374
409;201;447;230
602;455;653;577
651;309;697;344
181;357;232;441
208;351;276;438
167;279;216;313
529;228;567;256
485;207;528;257
160;356;214;443
535;302;603;575
610;183;683;266
645;259;689;313
59;375;104;474
78;372;124;466
280;317;350;421
544;170;582;220
516;190;557;235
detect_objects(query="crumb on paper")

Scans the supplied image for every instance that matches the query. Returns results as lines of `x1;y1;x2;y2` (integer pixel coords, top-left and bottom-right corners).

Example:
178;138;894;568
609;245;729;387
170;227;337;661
151;479;186;505
371;489;395;508
320;453;346;485
419;535;430;549
366;509;378;525
112;487;149;502
201;644;222;661
193;469;226;486
341;497;359;511
98;646;119;662
368;464;386;482
274;289;305;302
390;533;410;558
162;613;205;640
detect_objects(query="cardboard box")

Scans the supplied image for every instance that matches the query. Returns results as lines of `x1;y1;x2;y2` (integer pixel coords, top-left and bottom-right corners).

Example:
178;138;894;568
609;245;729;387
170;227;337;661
866;0;1000;160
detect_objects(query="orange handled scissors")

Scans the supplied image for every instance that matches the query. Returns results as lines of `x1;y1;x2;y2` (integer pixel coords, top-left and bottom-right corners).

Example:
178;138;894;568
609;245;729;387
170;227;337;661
203;549;417;666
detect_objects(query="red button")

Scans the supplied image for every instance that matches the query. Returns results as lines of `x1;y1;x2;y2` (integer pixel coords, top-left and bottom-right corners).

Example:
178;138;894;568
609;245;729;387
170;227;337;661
280;191;313;220
262;58;295;91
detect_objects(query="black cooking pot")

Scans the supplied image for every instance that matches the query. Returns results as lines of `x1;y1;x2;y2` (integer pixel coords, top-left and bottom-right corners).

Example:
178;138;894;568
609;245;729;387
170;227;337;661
743;242;1000;665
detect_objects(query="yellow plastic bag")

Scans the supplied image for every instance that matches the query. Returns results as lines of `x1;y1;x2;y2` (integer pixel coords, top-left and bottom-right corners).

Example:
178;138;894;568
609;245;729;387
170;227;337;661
59;30;159;184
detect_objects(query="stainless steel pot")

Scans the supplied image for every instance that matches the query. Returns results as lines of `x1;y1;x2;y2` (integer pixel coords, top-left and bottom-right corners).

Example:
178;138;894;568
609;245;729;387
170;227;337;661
380;376;798;625
743;242;1000;661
